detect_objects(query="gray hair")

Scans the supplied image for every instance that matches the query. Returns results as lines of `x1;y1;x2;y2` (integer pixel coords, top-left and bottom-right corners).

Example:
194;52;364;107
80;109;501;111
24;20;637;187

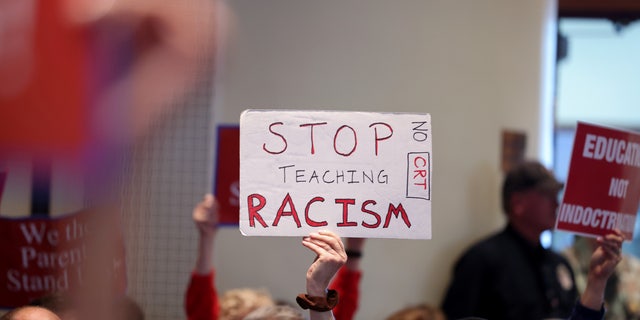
242;305;305;320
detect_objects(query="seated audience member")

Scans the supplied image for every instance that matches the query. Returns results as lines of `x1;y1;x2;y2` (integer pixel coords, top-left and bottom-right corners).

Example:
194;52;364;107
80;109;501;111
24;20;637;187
564;235;640;320
28;292;144;320
28;292;74;319
242;305;304;320
568;229;625;320
219;288;275;320
385;303;446;320
185;194;357;320
441;160;578;320
0;306;61;320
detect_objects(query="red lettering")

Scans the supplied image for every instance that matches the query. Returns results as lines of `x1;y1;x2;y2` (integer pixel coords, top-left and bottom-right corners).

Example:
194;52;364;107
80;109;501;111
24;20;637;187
412;156;428;189
305;196;327;227
383;203;411;228
333;125;357;157
272;193;302;227
335;198;358;226
413;170;427;179
299;122;328;155
413;156;426;167
361;200;381;228
263;122;287;154
247;194;268;228
414;180;428;189
369;122;393;156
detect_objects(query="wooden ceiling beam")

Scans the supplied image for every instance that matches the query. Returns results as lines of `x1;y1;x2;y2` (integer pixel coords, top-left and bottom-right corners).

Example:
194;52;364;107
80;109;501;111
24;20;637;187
559;0;640;19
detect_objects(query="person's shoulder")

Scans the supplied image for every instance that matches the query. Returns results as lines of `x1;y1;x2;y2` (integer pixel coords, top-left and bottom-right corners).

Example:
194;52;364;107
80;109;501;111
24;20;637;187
468;228;513;251
456;230;510;263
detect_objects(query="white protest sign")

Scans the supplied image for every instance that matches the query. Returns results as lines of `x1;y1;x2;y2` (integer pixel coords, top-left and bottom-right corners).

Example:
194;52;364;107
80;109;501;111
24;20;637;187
239;110;432;239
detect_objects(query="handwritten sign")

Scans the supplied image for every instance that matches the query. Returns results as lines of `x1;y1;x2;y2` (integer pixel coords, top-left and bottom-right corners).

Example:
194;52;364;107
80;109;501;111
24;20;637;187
555;122;640;240
239;110;432;239
0;210;126;308
214;125;241;225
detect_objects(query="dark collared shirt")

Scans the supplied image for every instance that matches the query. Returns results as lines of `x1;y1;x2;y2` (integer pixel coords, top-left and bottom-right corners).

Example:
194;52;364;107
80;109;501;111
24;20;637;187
442;225;578;320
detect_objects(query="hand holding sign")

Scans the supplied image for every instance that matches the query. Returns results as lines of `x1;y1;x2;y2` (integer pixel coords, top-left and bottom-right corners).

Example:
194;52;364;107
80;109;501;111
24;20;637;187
579;229;625;311
239;110;432;239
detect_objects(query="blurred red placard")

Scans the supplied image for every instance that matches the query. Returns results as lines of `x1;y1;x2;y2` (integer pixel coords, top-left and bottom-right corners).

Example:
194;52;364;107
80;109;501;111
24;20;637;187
214;126;240;225
556;122;640;240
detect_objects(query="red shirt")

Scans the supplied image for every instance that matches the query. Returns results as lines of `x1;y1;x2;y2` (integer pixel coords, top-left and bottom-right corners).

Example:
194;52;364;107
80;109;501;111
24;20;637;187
185;271;220;320
330;267;362;320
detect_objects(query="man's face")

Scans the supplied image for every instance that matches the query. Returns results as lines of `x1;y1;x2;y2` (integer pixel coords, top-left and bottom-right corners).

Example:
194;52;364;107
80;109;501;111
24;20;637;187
516;188;560;233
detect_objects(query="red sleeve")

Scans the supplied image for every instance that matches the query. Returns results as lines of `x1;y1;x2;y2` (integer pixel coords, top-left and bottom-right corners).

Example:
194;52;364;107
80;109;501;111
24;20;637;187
330;266;362;320
185;270;220;320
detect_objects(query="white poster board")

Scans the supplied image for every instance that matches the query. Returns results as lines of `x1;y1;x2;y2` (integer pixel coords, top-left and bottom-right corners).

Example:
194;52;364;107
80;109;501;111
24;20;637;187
239;110;432;239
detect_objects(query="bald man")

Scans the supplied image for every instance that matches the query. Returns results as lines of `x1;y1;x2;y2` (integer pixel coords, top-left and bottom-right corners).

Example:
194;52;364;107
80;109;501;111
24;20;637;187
0;306;61;320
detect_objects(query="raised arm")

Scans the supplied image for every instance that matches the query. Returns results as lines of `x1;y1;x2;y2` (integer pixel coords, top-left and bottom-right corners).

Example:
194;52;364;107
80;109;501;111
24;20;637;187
581;229;624;310
193;194;219;274
569;229;624;320
185;194;220;320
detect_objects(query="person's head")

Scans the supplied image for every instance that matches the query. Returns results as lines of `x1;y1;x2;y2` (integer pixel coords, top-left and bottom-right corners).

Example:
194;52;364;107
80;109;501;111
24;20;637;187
242;305;304;320
28;292;143;320
0;306;61;320
385;303;446;320
219;288;275;320
29;292;72;314
502;160;563;234
112;295;145;320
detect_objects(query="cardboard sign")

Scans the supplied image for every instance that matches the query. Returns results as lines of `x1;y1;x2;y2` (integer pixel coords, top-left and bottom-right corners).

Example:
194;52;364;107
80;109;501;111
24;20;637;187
555;122;640;240
239;110;432;239
0;210;126;308
214;125;241;225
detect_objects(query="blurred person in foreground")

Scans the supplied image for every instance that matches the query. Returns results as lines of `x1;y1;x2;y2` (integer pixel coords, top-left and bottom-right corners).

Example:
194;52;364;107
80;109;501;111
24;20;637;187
0;0;227;319
441;160;578;320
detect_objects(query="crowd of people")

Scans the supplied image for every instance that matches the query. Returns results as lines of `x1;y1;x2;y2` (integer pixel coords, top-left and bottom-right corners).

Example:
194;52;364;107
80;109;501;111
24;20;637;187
0;0;634;318
179;160;628;320
0;161;633;320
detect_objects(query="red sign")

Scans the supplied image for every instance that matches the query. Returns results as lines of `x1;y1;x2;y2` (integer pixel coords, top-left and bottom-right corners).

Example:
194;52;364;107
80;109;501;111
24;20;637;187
555;122;640;240
214;126;240;225
0;210;126;308
0;171;6;207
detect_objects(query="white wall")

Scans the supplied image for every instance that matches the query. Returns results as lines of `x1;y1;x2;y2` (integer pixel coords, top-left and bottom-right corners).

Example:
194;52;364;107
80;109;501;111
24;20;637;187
212;1;557;319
